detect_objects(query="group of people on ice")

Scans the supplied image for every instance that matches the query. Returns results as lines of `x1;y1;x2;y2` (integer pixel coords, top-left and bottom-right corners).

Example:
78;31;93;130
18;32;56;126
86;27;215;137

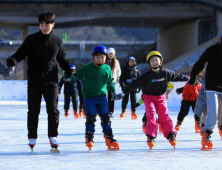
1;11;222;151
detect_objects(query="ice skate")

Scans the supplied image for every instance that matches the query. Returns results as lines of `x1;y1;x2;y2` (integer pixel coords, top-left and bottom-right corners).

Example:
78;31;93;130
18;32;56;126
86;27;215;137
85;132;94;151
104;131;120;150
218;126;222;139
175;121;183;131
147;135;155;149
64;110;69;118
200;124;205;136
142;121;146;133
73;110;79;119
201;130;213;150
159;124;162;133
79;109;83;117
120;110;126;119
28;138;36;151
167;132;178;148
131;110;137;119
49;137;59;153
195;121;201;133
82;109;86;118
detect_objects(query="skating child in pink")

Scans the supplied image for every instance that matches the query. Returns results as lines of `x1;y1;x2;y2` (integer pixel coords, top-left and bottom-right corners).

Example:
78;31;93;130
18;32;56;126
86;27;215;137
116;51;188;149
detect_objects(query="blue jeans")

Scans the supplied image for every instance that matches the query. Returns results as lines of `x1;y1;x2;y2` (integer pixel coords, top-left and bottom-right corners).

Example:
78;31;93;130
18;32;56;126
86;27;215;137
84;95;112;134
204;91;222;131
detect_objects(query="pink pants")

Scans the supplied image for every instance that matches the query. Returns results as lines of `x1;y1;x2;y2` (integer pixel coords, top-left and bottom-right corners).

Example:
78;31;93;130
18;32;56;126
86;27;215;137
142;94;177;138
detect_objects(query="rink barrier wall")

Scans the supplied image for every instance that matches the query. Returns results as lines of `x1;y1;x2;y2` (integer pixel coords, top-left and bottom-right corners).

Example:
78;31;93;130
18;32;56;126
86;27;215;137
0;80;186;103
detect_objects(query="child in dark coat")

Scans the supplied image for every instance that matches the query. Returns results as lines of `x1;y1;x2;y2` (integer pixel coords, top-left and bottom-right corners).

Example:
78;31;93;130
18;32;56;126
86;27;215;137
59;65;82;118
119;56;141;119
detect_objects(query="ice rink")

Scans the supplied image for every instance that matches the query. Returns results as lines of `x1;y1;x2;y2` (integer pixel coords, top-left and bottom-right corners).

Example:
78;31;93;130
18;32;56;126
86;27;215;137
0;100;222;170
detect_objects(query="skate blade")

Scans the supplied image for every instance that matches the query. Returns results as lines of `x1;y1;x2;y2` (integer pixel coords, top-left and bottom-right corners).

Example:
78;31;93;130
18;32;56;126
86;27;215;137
202;145;212;150
108;146;119;150
50;148;60;153
149;146;153;149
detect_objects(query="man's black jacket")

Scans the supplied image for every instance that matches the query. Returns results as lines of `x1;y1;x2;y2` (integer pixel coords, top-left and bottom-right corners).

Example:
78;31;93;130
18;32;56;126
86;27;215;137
9;31;71;87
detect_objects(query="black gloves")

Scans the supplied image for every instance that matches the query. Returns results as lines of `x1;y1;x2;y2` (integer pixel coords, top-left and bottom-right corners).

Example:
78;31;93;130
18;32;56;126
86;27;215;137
134;103;140;108
176;87;184;95
188;76;196;86
7;57;17;67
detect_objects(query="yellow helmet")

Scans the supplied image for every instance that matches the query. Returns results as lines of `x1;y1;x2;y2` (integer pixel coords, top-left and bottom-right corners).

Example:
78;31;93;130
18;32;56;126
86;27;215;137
198;69;204;76
146;51;163;65
167;81;174;91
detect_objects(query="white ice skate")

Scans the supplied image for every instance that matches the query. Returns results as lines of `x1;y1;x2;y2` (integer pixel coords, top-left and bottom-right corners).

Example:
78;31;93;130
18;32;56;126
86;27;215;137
28;138;36;151
49;137;59;153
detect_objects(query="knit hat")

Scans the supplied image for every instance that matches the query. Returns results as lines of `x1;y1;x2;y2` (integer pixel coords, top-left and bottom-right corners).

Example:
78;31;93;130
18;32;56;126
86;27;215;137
108;48;115;55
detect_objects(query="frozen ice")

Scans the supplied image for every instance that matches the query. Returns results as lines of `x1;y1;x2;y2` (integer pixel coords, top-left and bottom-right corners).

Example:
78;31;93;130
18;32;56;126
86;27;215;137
0;82;222;169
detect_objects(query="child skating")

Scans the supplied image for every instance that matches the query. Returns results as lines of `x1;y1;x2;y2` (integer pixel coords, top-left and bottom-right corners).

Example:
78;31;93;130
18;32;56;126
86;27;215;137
135;81;174;133
68;45;120;151
116;51;188;149
119;56;141;119
59;65;83;118
175;72;202;132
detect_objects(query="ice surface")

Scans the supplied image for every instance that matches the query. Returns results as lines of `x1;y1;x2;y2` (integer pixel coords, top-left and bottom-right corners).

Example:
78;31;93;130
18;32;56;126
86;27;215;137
0;100;222;170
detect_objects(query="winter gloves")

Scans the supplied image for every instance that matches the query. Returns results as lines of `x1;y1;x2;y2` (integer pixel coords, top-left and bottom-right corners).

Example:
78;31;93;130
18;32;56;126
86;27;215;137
111;92;125;100
7;57;17;67
176;87;184;95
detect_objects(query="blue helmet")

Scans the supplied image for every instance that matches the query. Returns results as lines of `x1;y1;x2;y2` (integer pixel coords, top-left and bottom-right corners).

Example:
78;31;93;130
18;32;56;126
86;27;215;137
70;65;76;70
127;56;136;61
92;45;108;57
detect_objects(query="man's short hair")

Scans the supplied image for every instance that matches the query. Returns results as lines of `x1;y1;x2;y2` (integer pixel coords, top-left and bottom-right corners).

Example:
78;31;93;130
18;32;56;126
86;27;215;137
38;11;55;24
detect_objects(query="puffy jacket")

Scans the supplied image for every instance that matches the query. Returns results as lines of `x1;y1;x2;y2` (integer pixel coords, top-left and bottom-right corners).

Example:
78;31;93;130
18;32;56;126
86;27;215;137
182;82;201;101
106;59;121;83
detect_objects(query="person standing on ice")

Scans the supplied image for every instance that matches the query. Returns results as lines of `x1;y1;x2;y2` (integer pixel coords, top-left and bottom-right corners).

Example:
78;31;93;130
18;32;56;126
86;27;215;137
0;62;14;77
175;72;202;132
67;45;120;151
116;51;188;149
119;56;141;119
105;47;121;118
59;65;83;119
189;36;222;150
6;11;72;151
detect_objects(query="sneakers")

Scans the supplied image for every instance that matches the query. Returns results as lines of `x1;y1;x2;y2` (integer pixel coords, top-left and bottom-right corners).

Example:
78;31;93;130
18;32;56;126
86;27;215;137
201;130;213;150
131;110;138;119
142;121;146;133
120;110;126;119
218;126;222;139
175;121;183;131
147;135;155;149
49;137;59;147
28;138;36;148
85;132;94;150
195;121;201;133
64;110;69;118
104;131;120;150
73;110;79;119
167;132;178;148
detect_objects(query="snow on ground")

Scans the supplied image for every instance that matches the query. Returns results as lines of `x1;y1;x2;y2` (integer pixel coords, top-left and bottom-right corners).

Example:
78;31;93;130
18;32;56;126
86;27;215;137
0;100;222;170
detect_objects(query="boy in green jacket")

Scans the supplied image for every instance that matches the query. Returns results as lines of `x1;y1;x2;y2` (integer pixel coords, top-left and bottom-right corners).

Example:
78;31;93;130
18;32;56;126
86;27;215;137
67;45;120;151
